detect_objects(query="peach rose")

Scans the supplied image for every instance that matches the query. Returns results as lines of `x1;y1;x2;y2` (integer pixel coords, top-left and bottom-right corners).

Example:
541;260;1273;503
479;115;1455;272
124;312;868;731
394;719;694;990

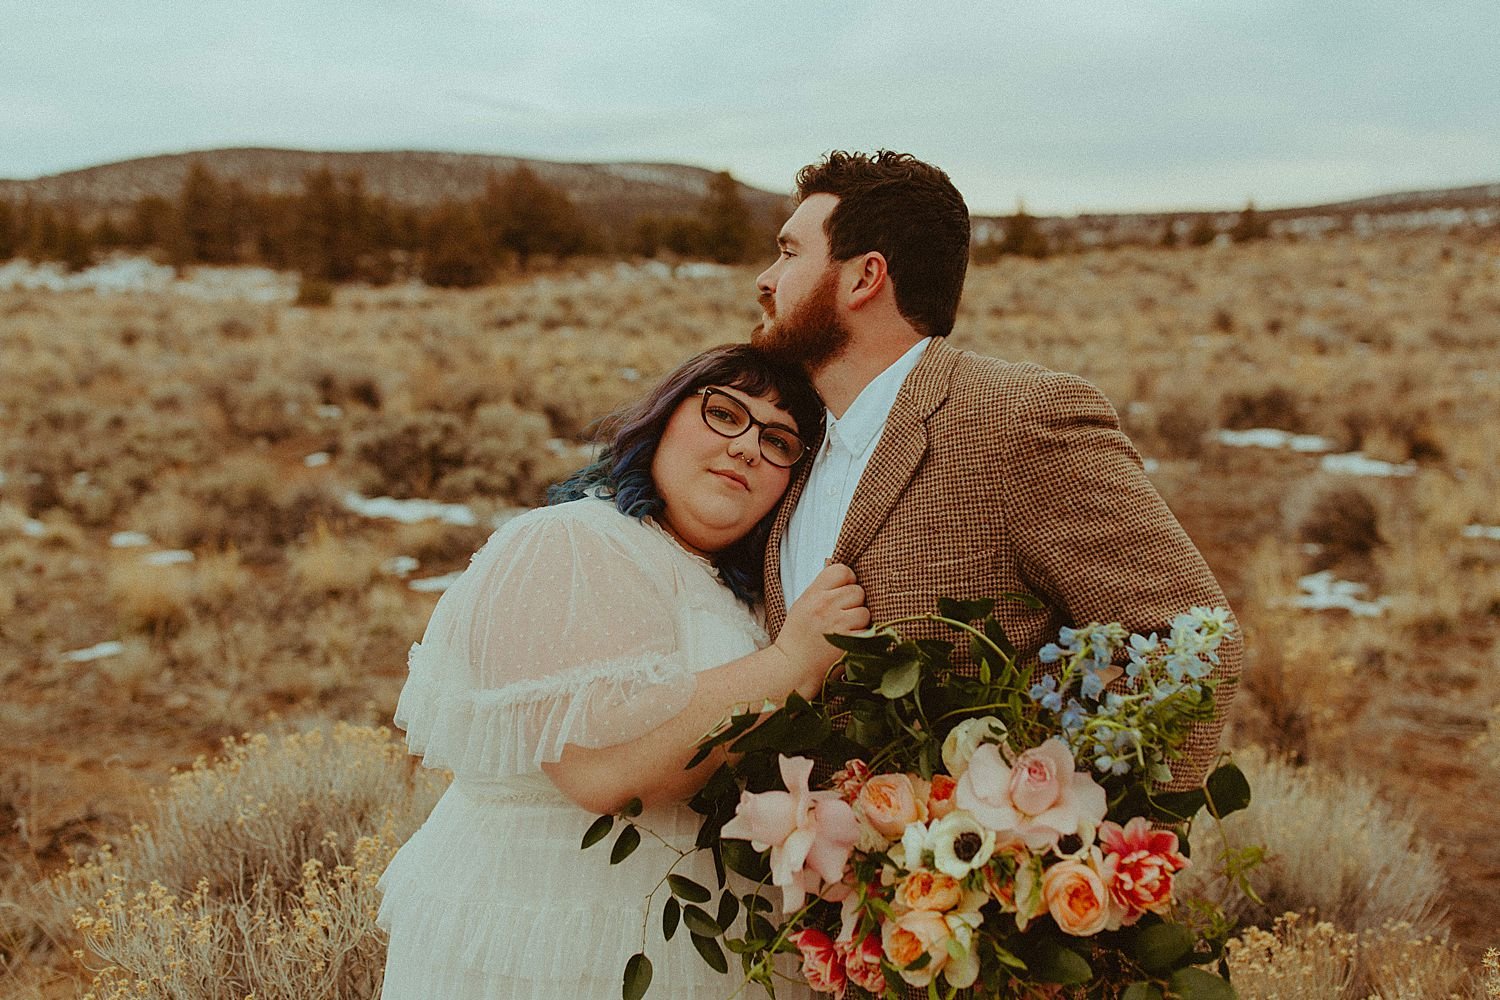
1042;858;1111;937
927;773;958;819
881;905;983;989
981;838;1045;931
954;739;1107;850
856;773;929;839
895;868;963;912
788;927;847;997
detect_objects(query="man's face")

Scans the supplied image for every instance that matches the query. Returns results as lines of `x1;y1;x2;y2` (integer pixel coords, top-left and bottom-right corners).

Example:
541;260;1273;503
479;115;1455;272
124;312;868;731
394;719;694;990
752;193;853;372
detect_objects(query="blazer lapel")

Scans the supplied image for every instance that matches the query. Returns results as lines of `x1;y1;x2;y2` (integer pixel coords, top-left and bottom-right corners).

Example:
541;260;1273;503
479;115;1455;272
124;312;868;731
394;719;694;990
831;340;958;566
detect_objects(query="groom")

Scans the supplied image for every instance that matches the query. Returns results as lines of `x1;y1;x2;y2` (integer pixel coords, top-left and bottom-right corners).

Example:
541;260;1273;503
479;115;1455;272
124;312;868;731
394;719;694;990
754;150;1240;794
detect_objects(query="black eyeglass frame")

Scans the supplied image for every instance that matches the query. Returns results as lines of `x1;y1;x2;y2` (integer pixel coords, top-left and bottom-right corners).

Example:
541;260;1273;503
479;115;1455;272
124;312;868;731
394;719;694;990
695;387;808;468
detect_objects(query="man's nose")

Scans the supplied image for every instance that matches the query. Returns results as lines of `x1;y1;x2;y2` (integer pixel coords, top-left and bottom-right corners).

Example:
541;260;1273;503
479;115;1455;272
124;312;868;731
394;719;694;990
755;263;776;296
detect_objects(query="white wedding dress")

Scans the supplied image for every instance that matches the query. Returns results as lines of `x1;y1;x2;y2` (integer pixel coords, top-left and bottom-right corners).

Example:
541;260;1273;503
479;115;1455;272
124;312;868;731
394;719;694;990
378;495;809;999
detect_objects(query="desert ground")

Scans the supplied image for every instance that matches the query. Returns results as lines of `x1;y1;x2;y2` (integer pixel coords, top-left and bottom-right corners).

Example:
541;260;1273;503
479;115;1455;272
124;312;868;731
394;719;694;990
2;232;1498;997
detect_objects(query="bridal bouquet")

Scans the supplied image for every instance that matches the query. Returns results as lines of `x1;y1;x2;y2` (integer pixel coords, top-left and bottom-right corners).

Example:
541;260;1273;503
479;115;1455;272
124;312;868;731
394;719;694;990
586;597;1249;1000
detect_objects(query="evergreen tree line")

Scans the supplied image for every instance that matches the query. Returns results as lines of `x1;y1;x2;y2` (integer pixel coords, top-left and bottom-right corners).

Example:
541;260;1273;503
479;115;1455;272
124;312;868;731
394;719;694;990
0;162;766;287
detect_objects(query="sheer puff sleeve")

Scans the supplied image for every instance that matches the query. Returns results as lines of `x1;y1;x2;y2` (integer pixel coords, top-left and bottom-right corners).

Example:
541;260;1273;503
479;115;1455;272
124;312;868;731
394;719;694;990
393;501;699;780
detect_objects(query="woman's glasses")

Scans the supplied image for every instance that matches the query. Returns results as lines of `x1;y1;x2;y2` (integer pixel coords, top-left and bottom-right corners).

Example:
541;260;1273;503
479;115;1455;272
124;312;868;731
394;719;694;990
697;388;808;468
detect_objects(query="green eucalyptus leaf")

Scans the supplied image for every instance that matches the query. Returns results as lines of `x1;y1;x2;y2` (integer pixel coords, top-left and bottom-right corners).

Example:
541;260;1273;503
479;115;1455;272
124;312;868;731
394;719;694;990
1121;983;1165;1000
1151;788;1206;823
1133;922;1195;973
716;890;740;929
1205;762;1252;817
1023;938;1093;985
581;814;614;849
825;630;897;655
742;893;772;913
720;838;771;882
620;797;644;818
623;952;652;1000
609;824;641;864
938;597;994;621
668;875;712;903
1167;967;1237;1000
690;932;729;974
999;590;1046;609
983;617;1017;658
878;657;922;699
663;897;681;941
683;904;721;938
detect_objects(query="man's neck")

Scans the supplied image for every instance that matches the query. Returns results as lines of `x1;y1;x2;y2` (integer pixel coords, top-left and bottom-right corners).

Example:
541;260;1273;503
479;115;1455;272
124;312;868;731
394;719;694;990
813;330;927;418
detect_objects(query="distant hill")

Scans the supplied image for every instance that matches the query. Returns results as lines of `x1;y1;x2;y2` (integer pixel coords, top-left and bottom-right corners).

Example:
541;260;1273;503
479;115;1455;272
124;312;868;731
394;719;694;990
0;148;791;235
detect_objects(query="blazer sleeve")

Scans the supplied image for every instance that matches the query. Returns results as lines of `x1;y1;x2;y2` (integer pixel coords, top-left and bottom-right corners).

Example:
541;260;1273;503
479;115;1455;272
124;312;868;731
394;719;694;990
999;371;1242;790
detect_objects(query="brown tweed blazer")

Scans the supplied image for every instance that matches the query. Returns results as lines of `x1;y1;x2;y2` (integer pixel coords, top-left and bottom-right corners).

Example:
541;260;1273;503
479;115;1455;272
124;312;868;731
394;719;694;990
763;340;1240;999
764;339;1241;791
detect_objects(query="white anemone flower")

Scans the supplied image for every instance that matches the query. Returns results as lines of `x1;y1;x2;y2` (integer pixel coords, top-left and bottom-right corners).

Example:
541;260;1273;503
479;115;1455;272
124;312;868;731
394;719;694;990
929;810;996;879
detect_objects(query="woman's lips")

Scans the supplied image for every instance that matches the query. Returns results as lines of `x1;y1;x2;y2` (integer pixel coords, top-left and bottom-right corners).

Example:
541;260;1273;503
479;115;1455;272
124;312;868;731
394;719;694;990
710;468;749;490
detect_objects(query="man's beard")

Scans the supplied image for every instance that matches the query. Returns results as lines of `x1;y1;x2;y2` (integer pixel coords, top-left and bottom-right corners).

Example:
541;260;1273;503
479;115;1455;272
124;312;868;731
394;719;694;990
751;266;852;374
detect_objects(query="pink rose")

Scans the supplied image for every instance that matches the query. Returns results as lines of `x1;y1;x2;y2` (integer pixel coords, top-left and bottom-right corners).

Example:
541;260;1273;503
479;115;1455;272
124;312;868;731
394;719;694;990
835;932;885;993
954;740;1107;850
1042;858;1111;937
856;773;929;839
789;928;847;997
720;755;860;911
927;773;958;819
831;759;872;802
1099;817;1189;924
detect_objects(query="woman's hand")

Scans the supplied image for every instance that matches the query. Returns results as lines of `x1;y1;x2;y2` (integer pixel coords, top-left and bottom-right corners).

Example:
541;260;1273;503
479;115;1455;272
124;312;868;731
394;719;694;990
774;562;870;699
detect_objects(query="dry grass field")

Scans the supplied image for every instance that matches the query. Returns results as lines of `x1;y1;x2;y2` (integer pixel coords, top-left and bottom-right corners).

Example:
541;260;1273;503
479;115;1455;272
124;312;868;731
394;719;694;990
2;232;1498;996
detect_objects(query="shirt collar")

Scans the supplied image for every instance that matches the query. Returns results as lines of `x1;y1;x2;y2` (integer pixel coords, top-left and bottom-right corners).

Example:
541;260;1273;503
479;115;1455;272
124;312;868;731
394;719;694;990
823;337;931;455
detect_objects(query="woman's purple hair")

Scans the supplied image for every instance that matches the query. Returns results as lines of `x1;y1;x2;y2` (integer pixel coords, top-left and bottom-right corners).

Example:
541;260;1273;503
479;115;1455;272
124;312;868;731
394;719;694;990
548;344;823;603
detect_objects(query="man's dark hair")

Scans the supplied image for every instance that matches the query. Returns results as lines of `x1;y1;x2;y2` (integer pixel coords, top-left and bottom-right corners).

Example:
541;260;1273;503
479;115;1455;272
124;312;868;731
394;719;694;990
795;150;970;338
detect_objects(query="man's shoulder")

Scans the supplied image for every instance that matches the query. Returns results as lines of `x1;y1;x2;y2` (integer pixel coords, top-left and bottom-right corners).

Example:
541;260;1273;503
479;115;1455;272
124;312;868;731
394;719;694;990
931;342;1096;410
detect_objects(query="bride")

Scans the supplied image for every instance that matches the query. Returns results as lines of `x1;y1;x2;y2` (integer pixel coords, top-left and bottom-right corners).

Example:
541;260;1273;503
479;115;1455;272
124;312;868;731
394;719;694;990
378;344;868;999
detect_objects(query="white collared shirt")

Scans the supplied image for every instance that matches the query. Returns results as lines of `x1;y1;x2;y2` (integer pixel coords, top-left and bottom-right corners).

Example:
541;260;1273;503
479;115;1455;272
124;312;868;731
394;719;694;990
780;338;931;606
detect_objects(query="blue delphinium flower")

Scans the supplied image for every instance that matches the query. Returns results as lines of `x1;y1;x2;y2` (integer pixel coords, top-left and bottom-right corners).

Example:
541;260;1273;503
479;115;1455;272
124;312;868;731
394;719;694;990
1028;675;1063;712
1060;698;1087;734
1038;642;1063;664
1080;666;1107;700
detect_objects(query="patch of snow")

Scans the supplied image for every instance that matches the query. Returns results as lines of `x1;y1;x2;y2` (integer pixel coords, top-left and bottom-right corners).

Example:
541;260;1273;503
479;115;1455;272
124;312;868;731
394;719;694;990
618;367;641;382
316;405;343;419
143;549;195;566
0;256;296;303
1319;452;1416;478
1462;524;1500;541
304;452;331;468
381;555;420;578
409;571;464;593
673;262;735;280
1215;428;1335;452
110;531;153;548
62;640;126;663
1142;457;1160;473
1291;571;1389;617
342;491;479;527
21;518;46;538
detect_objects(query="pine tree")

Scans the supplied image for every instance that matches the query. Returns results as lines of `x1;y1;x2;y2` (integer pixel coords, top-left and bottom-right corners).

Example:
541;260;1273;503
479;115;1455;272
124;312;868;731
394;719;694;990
997;201;1050;258
0;200;15;260
1187;215;1218;247
483;167;586;270
1230;200;1270;243
421;201;492;287
699;171;753;264
177;161;236;264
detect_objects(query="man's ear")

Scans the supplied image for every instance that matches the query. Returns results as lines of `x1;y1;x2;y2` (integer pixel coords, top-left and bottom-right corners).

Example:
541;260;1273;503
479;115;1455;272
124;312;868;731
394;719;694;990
844;252;888;311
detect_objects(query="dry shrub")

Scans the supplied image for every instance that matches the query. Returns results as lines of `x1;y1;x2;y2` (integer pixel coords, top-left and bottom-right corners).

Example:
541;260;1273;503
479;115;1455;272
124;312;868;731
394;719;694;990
1474;708;1500;785
210;373;320;443
1225;912;1358;998
1225;913;1484;1000
1294;482;1385;569
191;547;252;613
1183;747;1444;936
54;724;446;1000
1221;384;1307;432
287;523;384;597
107;560;193;636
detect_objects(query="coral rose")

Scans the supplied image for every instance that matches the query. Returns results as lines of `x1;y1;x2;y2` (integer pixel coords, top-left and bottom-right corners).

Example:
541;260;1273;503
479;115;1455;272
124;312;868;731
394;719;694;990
1042;858;1111;937
954;739;1107;850
788;927;847;997
1099;817;1189;924
856;773;928;839
881;904;984;989
835;932;885;993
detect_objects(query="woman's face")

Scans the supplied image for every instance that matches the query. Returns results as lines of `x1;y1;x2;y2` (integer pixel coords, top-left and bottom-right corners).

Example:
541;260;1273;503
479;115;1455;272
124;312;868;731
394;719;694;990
650;384;800;556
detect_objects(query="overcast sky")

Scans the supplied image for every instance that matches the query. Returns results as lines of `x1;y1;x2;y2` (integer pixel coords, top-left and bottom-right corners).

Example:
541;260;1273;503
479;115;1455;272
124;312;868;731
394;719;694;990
3;1;1496;215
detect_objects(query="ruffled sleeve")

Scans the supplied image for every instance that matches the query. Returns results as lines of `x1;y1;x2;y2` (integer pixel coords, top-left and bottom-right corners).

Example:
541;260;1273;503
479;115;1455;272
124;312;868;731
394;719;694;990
393;501;700;779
